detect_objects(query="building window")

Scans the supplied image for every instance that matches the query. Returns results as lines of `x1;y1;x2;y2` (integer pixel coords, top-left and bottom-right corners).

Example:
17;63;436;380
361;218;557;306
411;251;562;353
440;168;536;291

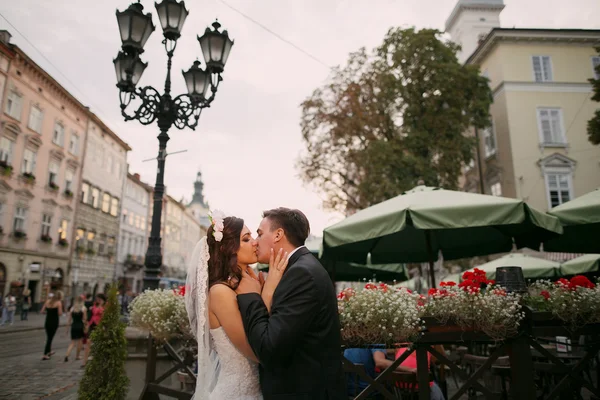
69;133;79;155
482;124;497;157
107;236;115;255
48;162;59;186
592;56;600;80
532;56;552;82
101;193;111;213
76;228;85;248
87;231;95;251
490;182;502;197
110;197;119;217
81;182;90;204
13;206;27;232
135;215;141;229
65;169;74;192
5;91;23;120
0;137;14;165
141;217;146;231
58;219;68;240
545;172;572;208
52;122;65;147
537;108;565;145
122;209;128;223
91;188;100;208
41;214;52;237
129;212;134;226
98;234;106;255
28;106;44;133
21;149;37;175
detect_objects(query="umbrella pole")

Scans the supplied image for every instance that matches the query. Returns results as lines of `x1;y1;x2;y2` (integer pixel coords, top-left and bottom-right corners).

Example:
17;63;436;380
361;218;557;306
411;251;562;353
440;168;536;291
425;231;436;288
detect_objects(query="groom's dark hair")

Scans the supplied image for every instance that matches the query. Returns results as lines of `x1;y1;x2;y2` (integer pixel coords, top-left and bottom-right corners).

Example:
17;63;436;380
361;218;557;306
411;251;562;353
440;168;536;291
262;207;310;248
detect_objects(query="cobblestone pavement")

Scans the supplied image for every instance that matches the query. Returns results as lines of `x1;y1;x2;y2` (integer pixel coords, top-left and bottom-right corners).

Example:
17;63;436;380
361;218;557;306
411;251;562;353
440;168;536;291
0;329;83;399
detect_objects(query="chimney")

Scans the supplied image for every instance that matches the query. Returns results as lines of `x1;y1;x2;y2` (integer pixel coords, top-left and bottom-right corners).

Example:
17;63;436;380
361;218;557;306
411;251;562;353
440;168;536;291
134;173;140;180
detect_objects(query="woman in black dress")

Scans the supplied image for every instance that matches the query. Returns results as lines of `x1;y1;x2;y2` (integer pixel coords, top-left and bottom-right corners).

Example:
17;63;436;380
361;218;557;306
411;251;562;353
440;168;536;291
64;296;87;362
41;291;63;360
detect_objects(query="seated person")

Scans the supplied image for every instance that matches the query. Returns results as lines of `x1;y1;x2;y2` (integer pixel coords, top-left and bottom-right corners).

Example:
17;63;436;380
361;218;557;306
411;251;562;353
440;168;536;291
343;348;378;395
373;347;445;400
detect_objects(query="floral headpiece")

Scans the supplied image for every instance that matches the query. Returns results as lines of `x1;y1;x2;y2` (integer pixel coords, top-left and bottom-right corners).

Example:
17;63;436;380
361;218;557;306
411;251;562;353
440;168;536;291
208;209;226;242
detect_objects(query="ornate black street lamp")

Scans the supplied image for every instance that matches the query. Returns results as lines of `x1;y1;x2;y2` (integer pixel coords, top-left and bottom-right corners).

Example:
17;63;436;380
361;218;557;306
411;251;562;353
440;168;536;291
114;0;233;290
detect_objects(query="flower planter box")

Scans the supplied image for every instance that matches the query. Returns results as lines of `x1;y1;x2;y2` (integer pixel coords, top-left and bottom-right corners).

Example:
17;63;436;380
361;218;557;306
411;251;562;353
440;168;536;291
40;235;53;243
48;182;59;192
21;173;36;185
58;239;69;248
64;189;74;198
13;231;27;240
0;163;12;177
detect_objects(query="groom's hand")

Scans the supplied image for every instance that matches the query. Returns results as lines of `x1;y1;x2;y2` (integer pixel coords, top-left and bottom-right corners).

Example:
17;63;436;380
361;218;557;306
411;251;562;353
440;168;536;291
235;270;261;295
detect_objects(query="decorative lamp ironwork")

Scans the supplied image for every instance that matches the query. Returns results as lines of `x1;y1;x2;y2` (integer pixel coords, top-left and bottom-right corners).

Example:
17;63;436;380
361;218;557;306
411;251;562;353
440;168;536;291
197;21;234;73
155;0;189;41
113;51;148;92
116;3;155;54
182;60;210;103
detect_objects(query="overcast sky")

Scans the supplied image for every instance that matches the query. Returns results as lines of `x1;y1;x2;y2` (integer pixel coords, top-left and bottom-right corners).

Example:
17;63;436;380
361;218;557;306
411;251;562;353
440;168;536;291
1;0;599;234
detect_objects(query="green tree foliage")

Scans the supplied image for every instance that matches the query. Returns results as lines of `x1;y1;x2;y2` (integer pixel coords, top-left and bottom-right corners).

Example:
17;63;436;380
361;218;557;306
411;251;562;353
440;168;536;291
587;47;600;145
299;27;493;213
78;284;129;400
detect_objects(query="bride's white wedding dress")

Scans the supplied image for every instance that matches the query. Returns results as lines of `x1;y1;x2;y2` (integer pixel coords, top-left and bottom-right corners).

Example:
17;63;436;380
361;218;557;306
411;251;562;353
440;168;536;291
208;327;262;399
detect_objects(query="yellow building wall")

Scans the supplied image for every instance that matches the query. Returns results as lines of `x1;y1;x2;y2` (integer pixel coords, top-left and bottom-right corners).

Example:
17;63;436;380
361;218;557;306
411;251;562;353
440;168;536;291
504;89;600;211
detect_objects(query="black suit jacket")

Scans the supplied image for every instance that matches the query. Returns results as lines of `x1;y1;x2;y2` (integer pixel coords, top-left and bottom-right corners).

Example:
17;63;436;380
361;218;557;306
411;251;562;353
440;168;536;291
237;247;345;400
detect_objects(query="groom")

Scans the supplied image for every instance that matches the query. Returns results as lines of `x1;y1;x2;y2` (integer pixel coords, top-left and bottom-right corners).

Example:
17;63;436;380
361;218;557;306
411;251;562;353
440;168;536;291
236;207;345;399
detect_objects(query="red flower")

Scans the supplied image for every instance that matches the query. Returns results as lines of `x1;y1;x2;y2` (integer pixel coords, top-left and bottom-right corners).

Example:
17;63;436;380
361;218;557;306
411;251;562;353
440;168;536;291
556;278;570;287
487;279;496;286
338;288;355;300
428;288;439;296
540;290;550;300
440;281;456;287
174;286;186;296
378;283;389;292
365;283;377;290
569;275;594;289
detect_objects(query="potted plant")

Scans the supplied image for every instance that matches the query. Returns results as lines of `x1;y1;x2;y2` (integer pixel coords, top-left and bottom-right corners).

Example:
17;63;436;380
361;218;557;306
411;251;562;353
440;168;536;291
40;234;53;243
64;189;74;198
86;247;96;256
58;238;69;248
0;160;12;177
22;172;36;184
13;230;27;240
48;181;59;191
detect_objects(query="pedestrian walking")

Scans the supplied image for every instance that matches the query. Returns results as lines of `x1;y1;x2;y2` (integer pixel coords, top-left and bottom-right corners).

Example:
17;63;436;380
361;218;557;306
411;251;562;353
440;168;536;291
0;295;17;326
82;293;106;367
64;297;87;362
21;289;32;321
41;291;64;360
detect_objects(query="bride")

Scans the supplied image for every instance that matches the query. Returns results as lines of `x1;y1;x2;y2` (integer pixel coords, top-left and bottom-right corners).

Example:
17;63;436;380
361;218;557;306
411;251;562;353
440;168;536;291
185;211;288;399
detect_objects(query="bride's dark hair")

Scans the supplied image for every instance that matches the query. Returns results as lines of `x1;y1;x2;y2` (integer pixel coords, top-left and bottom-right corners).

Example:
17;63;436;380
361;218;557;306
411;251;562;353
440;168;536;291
207;216;244;289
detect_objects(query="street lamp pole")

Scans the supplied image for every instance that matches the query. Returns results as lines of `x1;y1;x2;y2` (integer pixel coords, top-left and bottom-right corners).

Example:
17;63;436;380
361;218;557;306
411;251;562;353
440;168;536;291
114;0;234;290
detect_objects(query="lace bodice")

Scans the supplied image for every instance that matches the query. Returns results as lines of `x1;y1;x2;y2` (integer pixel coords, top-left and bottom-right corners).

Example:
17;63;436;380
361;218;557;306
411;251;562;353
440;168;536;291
205;327;262;400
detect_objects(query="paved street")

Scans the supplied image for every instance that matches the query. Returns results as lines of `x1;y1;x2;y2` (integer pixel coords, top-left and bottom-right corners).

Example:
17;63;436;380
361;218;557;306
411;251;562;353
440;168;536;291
0;326;83;399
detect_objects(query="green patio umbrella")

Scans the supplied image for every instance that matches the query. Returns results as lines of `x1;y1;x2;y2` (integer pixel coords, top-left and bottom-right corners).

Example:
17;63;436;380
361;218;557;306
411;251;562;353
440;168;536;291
441;273;462;283
560;254;600;276
466;253;560;279
257;238;408;282
544;188;600;253
322;185;563;287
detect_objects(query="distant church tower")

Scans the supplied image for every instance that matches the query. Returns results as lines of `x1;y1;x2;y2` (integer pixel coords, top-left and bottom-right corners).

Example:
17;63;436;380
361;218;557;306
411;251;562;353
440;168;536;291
445;0;505;63
187;171;210;228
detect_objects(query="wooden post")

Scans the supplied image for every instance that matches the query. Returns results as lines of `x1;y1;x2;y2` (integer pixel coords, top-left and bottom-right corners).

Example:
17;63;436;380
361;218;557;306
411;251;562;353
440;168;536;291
139;336;160;400
507;335;537;399
416;346;431;400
